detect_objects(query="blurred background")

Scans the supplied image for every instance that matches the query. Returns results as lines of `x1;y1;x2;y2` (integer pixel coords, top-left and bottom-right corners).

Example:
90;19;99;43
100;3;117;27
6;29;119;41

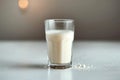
0;0;120;40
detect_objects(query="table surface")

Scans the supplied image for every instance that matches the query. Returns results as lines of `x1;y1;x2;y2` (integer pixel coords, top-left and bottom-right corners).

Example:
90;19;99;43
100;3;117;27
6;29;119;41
0;40;120;80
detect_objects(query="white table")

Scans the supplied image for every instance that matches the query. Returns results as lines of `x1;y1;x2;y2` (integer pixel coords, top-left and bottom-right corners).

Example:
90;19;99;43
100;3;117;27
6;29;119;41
0;41;120;80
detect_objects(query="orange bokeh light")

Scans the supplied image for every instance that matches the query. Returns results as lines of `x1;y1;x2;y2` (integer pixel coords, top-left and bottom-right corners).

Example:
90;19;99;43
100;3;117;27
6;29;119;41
18;0;29;9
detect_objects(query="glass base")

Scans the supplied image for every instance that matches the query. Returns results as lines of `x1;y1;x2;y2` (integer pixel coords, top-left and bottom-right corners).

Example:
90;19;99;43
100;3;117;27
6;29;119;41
49;63;72;69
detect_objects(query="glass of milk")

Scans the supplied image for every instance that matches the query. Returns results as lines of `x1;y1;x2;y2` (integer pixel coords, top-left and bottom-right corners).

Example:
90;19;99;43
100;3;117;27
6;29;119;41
45;19;74;69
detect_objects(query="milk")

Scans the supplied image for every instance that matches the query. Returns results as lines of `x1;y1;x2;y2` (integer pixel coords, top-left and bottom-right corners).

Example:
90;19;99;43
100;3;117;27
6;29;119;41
46;30;74;64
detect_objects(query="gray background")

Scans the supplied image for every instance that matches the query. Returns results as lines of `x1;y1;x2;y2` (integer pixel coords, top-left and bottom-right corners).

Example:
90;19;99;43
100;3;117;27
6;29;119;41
0;0;120;40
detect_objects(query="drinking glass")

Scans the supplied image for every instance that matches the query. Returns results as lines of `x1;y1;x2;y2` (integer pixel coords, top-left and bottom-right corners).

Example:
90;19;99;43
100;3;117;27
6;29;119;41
45;19;74;69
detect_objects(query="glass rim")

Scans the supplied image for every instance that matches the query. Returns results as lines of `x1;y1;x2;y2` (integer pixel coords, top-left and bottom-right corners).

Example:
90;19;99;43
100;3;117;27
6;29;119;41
45;19;74;23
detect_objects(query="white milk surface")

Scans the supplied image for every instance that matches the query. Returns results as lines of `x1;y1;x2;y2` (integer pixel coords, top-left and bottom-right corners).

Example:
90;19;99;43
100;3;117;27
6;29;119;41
46;30;74;64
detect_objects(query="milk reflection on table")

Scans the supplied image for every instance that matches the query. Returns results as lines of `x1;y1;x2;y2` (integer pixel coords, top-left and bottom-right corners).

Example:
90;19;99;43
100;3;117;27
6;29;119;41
48;69;72;80
46;30;74;64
